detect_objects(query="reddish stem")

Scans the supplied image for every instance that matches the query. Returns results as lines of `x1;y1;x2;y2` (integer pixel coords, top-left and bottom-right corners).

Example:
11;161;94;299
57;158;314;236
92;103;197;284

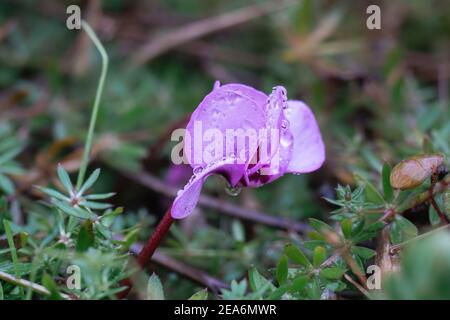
117;206;174;299
429;188;449;225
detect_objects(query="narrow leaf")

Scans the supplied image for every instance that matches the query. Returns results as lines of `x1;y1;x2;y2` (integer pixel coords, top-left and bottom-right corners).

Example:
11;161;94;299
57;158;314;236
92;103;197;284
188;288;208;300
382;163;393;202
147;273;165;300
78;169;101;196
53;200;96;220
284;243;311;268
57;164;73;195
276;255;288;285
313;246;327;267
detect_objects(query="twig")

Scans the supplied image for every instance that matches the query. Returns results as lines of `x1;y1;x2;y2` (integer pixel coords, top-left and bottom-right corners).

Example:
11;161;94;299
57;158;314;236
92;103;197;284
120;169;310;233
132;0;297;64
390;224;450;254
344;273;369;298
0;270;70;299
429;185;448;224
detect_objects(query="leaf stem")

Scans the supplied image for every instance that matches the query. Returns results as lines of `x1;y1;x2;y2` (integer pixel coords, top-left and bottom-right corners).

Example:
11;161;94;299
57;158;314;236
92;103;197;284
76;20;109;190
3;220;24;299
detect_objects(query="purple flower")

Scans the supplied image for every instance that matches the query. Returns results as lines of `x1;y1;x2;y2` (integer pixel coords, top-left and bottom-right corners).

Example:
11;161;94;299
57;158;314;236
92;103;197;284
171;81;325;219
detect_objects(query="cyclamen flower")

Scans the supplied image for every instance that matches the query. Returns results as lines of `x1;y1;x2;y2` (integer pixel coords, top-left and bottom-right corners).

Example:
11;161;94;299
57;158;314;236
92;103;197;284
172;81;325;219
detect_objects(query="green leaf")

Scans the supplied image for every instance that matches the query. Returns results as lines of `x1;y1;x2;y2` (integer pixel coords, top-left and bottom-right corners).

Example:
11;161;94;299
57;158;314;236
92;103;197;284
249;267;271;292
308;218;335;236
351;219;365;237
94;222;112;239
231;219;245;242
382;163;394;202
320;267;345;280
289;275;309;293
0;146;22;165
0;282;3;300
267;285;289;300
390;221;402;245
341;219;353;239
365;221;385;233
36;186;69;201
429;205;441;226
0;164;24;175
188;288;208;300
78;169;101;196
284;243;311;268
396;215;418;240
306;277;321;299
0;174;14;194
76;220;95;252
444;189;450;220
3;220;24;298
57;164;73;195
313;246;327;267
80;201;112;210
147;273;164;300
53;200;96;220
42;273;62;300
389;215;419;245
84;192;116;200
353;221;385;243
276;255;288;285
364;181;385;205
352;246;376;260
100;207;123;228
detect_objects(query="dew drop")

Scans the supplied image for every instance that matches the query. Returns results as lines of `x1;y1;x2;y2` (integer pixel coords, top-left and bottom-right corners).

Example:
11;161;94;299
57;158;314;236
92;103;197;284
281;119;290;129
193;166;203;175
280;135;293;148
225;183;242;197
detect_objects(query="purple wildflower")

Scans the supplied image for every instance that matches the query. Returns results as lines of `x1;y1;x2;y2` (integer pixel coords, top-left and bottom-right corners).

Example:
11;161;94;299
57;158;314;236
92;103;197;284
172;81;325;219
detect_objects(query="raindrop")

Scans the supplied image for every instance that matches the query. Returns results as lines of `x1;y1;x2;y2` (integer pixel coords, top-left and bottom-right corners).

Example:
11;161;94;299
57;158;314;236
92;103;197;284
225;183;242;197
281;119;290;129
193;166;203;175
280;135;293;148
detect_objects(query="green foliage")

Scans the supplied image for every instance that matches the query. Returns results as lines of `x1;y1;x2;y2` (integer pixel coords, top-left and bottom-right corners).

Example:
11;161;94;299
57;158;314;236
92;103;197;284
0;125;24;195
1;0;450;301
147;273;165;300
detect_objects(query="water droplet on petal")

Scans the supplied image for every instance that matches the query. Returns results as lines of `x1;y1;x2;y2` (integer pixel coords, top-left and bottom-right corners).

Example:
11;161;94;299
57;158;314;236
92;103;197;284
281;119;290;129
280;135;293;147
225;183;242;196
193;166;203;175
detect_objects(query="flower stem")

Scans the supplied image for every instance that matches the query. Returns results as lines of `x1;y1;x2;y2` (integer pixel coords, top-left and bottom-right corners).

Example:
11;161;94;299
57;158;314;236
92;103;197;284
117;207;174;299
76;20;109;190
136;208;174;267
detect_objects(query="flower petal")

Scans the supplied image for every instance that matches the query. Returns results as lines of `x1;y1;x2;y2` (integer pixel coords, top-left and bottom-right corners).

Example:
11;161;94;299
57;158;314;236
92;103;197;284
244;86;294;187
185;83;267;169
285;100;325;173
171;156;239;219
